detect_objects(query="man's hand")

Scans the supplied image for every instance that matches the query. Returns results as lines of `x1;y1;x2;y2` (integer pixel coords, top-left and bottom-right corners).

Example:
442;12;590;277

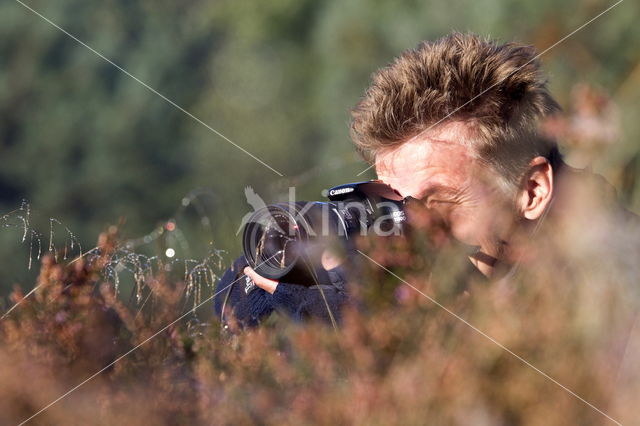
243;266;279;294
243;249;344;294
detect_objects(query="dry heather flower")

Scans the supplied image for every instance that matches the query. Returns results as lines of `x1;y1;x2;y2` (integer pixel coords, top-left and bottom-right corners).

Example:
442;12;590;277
1;205;638;425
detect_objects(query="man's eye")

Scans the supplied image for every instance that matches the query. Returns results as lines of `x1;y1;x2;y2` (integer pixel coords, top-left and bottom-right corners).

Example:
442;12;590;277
426;199;455;208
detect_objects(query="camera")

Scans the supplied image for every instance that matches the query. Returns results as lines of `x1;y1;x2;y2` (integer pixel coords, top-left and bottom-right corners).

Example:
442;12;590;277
242;180;408;284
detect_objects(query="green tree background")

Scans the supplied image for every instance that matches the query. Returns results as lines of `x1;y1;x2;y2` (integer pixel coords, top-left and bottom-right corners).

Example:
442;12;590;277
1;0;639;298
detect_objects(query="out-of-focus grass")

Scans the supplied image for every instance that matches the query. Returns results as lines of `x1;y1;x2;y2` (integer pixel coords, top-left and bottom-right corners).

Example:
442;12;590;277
1;191;639;425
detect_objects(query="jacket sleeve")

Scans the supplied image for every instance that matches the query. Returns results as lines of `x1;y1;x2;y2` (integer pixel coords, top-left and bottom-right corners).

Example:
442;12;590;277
214;256;350;327
213;256;274;328
270;267;349;324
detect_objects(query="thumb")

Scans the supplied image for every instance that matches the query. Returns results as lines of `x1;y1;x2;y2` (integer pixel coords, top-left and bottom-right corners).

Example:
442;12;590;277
243;266;279;294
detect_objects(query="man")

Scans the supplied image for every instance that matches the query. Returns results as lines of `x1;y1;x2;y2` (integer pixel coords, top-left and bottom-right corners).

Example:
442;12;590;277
214;32;635;328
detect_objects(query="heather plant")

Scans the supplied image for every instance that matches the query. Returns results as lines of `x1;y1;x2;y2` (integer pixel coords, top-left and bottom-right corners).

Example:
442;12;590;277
1;182;638;425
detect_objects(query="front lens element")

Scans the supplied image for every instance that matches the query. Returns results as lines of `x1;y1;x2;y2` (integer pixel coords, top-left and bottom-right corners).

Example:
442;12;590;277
243;205;303;279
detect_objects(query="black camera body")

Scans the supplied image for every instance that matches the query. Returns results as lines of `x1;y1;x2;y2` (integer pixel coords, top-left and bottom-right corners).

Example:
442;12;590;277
242;180;407;284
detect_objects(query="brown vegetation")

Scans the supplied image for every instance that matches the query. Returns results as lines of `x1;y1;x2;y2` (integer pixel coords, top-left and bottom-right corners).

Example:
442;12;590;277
1;194;638;426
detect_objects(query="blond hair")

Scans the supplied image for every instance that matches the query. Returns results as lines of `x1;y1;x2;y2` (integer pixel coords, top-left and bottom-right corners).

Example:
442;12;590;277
350;32;561;186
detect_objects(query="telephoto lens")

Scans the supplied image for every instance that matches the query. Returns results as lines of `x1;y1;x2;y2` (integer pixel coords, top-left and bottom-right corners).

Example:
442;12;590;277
242;181;407;284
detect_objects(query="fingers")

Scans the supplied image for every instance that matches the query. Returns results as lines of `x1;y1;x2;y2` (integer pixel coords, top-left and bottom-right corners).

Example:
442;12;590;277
321;249;343;271
243;266;279;294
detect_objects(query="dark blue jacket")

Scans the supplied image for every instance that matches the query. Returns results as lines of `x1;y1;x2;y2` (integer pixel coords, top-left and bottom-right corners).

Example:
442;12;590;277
213;256;349;327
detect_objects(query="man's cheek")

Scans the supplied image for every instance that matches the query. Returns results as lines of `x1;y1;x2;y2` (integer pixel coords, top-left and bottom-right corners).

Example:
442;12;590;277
448;205;502;246
448;211;482;246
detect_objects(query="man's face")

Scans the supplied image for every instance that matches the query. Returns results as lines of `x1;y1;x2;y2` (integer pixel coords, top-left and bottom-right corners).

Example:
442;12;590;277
375;123;521;276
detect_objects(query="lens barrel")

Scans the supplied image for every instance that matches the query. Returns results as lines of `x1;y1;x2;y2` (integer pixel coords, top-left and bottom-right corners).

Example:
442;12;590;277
242;181;406;282
242;202;352;280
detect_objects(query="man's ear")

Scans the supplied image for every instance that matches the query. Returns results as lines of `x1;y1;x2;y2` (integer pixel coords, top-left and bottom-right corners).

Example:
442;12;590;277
517;156;554;220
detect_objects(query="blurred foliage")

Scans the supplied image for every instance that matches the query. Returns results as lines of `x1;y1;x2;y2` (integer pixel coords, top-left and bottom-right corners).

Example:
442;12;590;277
1;0;640;293
1;198;638;424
